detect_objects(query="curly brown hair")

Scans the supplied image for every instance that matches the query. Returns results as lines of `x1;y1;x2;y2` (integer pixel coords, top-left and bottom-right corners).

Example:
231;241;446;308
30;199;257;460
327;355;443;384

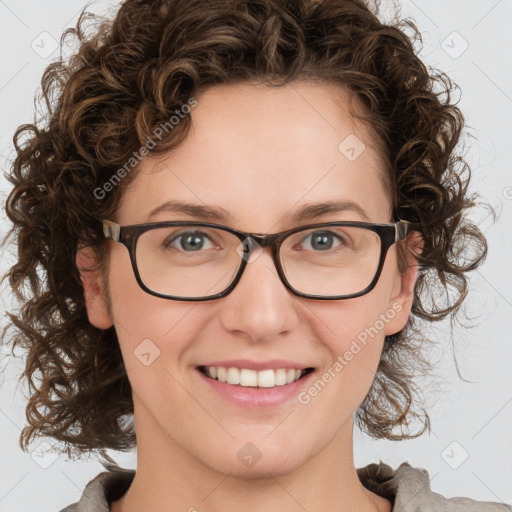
2;0;491;460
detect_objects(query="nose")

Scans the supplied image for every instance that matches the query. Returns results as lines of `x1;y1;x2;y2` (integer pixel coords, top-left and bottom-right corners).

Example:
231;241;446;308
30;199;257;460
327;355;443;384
217;244;300;342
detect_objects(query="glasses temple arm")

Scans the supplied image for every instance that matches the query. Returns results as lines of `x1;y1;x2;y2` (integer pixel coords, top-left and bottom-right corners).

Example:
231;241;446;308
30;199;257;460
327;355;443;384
395;220;413;243
103;219;121;242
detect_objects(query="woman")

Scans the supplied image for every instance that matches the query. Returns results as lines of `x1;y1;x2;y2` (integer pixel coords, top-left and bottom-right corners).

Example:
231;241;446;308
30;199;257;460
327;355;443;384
2;0;510;510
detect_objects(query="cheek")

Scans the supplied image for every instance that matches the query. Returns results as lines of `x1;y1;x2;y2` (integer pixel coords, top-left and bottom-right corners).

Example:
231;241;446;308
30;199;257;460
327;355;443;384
106;249;202;382
303;286;394;399
311;247;399;348
292;294;392;449
310;288;392;353
107;244;194;336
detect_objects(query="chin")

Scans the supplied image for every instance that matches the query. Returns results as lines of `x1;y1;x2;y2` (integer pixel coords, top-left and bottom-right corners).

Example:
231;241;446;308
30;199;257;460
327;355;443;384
199;442;308;479
211;459;304;480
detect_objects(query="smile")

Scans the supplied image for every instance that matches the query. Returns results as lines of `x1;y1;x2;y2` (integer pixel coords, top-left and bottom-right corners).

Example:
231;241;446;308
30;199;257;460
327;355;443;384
198;365;314;388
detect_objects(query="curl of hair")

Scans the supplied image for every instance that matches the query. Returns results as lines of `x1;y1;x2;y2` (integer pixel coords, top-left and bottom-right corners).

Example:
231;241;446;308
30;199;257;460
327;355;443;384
2;0;491;456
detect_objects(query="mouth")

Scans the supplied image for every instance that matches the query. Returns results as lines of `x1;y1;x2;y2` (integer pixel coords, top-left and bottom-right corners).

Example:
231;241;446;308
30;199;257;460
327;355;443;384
197;365;315;389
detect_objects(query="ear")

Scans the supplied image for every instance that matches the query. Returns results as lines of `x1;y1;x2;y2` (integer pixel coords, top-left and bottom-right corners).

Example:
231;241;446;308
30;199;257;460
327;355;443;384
76;246;114;329
384;230;423;336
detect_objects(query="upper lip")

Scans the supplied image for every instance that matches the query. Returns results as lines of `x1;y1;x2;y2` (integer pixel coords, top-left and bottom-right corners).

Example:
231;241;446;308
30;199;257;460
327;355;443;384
197;359;314;371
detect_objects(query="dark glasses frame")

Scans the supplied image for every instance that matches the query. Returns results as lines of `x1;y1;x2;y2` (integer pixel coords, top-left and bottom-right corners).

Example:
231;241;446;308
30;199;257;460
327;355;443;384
102;218;413;301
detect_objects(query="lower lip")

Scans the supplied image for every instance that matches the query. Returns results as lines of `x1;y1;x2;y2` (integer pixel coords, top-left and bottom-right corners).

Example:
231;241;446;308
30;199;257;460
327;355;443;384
196;368;315;409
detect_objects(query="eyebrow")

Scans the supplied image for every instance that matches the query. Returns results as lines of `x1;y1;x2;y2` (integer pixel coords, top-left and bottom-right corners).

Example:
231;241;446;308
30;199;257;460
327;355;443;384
145;199;372;223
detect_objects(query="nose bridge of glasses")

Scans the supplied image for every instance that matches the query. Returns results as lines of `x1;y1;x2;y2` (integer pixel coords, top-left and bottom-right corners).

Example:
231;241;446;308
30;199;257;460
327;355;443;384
232;232;285;282
240;231;282;258
233;232;288;296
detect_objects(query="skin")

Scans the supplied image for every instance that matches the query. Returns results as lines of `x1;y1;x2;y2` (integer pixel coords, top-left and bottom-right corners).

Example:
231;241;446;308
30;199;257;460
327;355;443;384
77;81;422;512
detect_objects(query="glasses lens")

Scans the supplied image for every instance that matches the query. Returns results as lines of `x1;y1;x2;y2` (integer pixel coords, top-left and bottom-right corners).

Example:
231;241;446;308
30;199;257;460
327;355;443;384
135;224;382;299
279;226;381;297
136;225;243;298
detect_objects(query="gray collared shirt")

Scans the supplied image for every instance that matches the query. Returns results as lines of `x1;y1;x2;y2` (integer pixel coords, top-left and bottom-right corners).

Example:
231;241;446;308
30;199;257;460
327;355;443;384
59;461;512;511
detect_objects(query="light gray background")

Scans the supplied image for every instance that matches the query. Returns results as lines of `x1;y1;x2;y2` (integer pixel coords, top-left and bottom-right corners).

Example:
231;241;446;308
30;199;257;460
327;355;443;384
0;1;511;510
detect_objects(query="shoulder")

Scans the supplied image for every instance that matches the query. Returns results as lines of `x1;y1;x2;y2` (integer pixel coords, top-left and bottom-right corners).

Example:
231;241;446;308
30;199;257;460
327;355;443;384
58;469;135;512
357;461;512;511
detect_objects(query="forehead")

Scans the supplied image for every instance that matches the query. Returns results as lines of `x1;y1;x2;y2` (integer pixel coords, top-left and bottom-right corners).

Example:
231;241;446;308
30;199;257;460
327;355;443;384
117;81;392;228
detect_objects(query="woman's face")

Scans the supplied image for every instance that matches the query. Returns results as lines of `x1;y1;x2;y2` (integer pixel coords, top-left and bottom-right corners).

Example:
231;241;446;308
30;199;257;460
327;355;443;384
80;81;417;477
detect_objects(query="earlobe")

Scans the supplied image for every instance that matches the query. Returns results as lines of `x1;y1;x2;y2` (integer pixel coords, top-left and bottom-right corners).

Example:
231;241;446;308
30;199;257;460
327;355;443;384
76;246;114;329
384;230;423;336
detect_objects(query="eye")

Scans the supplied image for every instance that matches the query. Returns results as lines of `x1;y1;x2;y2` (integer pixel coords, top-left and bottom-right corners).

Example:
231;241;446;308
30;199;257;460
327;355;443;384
165;230;217;252
300;230;348;251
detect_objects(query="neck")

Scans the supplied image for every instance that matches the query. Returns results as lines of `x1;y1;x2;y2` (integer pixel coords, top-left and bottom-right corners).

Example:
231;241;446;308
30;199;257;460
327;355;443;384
110;402;390;512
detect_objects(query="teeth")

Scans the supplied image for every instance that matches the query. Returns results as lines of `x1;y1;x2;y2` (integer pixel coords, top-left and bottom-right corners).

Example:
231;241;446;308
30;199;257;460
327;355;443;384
257;369;275;388
240;369;258;387
217;367;227;383
203;366;309;388
275;369;287;386
227;367;240;385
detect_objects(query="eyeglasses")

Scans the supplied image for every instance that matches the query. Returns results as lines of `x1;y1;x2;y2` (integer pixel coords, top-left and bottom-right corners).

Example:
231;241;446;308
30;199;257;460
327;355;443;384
102;219;412;301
